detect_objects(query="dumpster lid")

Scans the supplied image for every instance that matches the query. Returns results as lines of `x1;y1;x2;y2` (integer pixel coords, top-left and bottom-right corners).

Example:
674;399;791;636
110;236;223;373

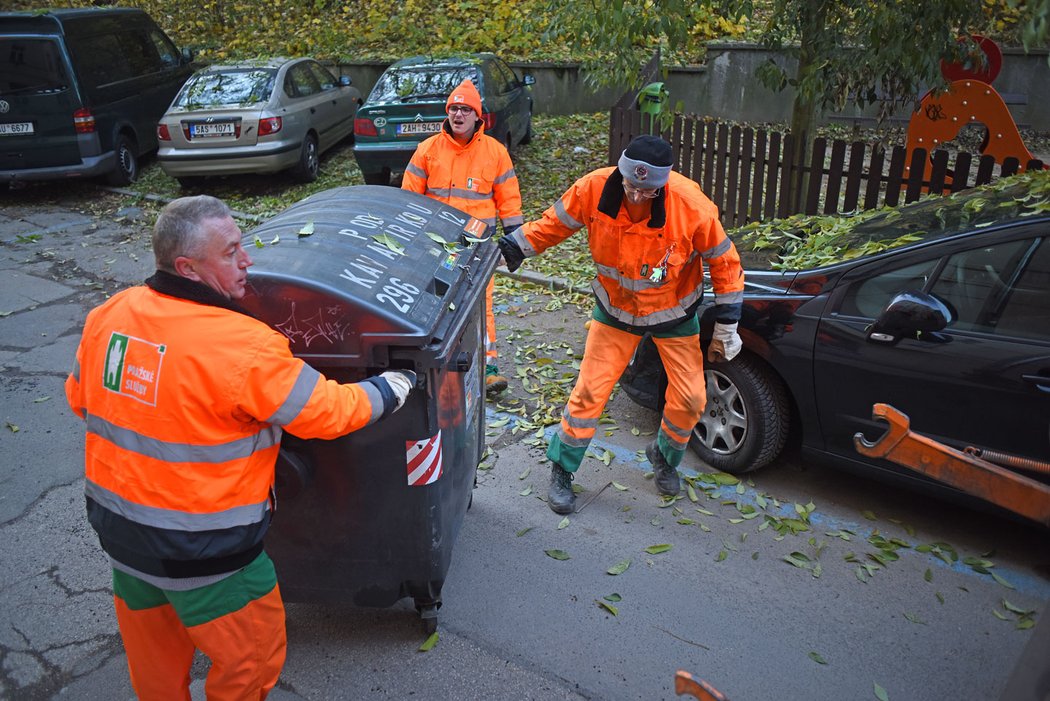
241;186;494;364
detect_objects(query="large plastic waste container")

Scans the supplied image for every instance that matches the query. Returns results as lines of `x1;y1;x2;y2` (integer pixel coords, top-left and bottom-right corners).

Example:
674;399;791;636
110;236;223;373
238;185;498;632
637;81;669;133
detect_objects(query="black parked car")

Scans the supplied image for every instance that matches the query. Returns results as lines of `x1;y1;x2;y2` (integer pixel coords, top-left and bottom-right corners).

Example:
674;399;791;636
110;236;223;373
0;8;194;186
352;53;534;185
621;173;1050;505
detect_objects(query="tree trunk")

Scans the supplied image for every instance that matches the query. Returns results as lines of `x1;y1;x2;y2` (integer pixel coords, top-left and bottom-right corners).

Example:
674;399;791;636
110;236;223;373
787;0;828;211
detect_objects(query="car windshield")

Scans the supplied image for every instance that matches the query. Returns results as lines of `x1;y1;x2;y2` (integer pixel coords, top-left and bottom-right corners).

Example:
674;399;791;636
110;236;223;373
174;69;276;109
735;172;1050;270
0;38;69;95
368;66;475;103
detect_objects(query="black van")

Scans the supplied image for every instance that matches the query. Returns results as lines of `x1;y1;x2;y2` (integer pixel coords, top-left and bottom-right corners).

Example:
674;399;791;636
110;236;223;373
0;8;193;185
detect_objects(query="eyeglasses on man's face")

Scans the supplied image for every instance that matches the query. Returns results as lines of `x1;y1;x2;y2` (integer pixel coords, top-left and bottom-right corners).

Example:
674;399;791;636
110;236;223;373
622;181;661;198
447;105;475;115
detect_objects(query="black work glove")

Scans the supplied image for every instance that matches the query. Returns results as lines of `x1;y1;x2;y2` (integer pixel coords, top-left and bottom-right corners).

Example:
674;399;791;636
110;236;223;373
497;235;525;273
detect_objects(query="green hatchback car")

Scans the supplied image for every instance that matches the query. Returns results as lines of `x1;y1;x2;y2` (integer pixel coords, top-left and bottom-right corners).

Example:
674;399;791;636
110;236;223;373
353;54;534;185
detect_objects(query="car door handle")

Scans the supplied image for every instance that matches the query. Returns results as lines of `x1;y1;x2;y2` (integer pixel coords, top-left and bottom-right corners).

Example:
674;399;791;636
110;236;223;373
1021;374;1050;393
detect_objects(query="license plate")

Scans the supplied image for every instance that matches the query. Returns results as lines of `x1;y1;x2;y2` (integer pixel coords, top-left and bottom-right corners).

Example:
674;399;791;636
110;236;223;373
189;122;236;138
398;122;441;136
0;122;33;136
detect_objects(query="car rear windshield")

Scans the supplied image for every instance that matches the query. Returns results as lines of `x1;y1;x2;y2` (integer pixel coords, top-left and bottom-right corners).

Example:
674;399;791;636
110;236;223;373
369;66;475;103
0;38;69;95
174;69;277;109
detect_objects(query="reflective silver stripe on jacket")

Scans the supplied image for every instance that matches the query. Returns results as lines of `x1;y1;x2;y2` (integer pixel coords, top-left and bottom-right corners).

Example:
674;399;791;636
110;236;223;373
554;199;583;229
265;364;320;426
501;214;524;229
509;228;538;257
85;412;282;463
71;358;80;383
358;381;386;424
405;162;427;179
713;290;744;306
590;280;706;327
86;479;269;531
425;187;493;201
493;167;517;184
701;238;732;260
110;557;237;591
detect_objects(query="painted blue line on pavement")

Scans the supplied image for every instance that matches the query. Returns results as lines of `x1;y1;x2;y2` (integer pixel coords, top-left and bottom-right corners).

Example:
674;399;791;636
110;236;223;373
485;406;1050;600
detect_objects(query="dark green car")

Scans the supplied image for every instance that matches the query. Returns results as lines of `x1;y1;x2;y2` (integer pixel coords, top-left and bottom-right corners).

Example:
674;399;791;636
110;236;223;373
353;54;534;185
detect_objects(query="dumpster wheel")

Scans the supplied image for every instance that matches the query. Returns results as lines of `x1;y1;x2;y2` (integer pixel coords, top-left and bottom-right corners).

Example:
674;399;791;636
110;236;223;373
416;601;439;634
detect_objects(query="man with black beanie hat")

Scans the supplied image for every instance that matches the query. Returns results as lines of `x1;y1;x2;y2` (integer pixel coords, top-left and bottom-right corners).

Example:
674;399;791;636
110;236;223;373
499;135;744;514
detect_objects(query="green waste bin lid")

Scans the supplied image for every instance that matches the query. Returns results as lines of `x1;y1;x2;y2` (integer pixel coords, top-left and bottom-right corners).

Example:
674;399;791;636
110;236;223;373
636;82;669;115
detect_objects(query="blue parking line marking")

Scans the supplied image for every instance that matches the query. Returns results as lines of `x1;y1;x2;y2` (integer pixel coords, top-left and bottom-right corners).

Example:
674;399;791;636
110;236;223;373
485;407;1050;600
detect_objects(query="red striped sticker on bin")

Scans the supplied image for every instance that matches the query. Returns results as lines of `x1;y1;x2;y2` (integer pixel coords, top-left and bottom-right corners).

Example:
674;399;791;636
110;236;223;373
406;431;442;486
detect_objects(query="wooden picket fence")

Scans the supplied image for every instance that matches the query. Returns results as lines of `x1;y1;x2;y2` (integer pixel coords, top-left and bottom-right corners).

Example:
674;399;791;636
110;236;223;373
608;107;1046;230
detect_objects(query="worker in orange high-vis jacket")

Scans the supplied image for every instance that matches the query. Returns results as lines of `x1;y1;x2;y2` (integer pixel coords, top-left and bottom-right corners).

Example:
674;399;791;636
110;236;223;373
65;195;416;701
402;77;523;396
498;135;745;514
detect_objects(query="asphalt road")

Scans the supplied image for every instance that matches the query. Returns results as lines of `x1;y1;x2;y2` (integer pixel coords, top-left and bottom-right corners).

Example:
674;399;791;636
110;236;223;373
1;183;1047;701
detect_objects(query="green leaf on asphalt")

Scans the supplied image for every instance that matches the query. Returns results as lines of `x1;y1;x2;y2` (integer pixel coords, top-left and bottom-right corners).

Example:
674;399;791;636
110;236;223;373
607;559;631;575
372;233;405;255
519;486;533;497
862;510;877;521
1017;618;1035;630
33;396;51;403
630;427;640;436
809;651;828;665
991;572;1015;589
904;612;926;625
645;544;673;555
993;609;1010;620
716;550;728;562
489;417;510;428
604;593;622;602
612;481;629;491
936;592;945;604
686;483;699;502
1003;599;1034;616
596;599;619;616
419;632;439;652
297;221;314;237
519;467;531;480
874;682;889;701
924;568;932;583
557;516;570;530
5;422;18;433
516;526;534;537
545;549;570;560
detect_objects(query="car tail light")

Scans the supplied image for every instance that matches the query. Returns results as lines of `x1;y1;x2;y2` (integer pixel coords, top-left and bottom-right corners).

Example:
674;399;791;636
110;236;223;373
258;116;282;136
481;113;495;131
73;108;95;134
157;123;171;141
355;118;377;137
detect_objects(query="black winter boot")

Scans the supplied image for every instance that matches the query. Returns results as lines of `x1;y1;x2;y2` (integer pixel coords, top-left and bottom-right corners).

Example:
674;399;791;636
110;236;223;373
548;464;576;514
646;440;681;496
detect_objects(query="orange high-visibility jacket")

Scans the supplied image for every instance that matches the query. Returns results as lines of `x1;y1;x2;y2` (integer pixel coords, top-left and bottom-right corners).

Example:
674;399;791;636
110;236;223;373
402;123;524;234
508;167;744;329
65;281;384;587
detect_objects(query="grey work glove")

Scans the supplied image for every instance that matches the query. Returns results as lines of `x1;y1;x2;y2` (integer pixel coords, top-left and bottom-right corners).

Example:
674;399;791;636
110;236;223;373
707;322;742;363
380;370;416;412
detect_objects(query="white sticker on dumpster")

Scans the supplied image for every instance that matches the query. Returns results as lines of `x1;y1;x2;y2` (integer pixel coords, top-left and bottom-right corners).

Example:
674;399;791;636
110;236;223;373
406;431;442;486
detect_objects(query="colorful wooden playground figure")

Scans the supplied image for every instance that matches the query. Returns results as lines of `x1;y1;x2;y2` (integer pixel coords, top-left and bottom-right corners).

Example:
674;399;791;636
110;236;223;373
905;35;1044;182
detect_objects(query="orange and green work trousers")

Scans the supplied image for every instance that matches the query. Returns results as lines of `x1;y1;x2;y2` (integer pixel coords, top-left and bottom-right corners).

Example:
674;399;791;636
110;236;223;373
112;552;286;701
547;310;705;473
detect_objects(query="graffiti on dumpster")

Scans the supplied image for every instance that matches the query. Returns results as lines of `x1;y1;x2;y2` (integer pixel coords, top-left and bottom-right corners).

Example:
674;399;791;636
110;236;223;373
274;302;353;348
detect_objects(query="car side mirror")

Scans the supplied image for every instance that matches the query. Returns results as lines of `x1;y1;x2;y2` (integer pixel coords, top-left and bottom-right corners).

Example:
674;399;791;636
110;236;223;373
523;74;535;86
868;290;952;343
181;47;195;64
339;75;352;87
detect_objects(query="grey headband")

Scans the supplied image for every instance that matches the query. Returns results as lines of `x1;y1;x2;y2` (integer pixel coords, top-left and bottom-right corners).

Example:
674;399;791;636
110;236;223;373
618;150;672;189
